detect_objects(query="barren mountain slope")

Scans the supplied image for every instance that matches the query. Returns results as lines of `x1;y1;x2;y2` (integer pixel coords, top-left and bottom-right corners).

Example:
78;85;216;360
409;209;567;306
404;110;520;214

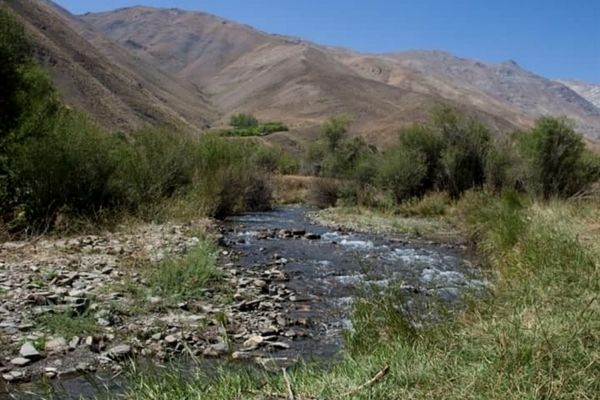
335;50;600;139
4;1;217;133
557;80;600;110
80;8;518;144
81;7;600;141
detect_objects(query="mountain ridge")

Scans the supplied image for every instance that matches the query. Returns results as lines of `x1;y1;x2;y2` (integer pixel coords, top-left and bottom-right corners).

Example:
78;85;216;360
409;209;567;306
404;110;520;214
80;5;600;141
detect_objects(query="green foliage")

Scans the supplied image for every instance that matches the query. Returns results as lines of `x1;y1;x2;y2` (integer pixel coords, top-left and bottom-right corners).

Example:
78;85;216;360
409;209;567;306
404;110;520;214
519;117;600;198
433;107;491;198
222;114;288;137
6;113;117;229
398;124;445;190
110;128;195;208
229;113;259;129
320;115;352;152
377;146;428;202
148;241;220;301
36;311;99;338
251;145;299;175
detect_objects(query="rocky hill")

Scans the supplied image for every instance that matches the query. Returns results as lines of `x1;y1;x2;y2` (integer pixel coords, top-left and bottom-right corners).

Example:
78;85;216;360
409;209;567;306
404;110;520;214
81;6;600;141
557;80;600;110
4;1;218;134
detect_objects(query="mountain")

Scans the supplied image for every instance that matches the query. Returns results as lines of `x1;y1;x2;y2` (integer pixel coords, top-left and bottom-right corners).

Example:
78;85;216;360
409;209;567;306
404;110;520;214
556;80;600;110
5;2;599;142
3;0;218;133
80;7;600;142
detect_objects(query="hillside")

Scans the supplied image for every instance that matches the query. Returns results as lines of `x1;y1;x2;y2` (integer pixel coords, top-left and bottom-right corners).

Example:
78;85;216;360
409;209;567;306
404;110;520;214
82;6;600;141
557;80;600;109
4;0;217;133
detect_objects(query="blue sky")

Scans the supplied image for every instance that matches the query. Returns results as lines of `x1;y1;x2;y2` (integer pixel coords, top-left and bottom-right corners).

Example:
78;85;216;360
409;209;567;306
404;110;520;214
55;0;600;83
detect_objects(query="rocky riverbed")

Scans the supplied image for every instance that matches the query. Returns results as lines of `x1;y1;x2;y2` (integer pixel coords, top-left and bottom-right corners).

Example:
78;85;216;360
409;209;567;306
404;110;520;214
1;206;488;398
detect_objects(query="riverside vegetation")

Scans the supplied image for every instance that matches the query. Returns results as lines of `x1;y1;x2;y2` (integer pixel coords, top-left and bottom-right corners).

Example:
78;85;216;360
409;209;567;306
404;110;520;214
1;7;600;399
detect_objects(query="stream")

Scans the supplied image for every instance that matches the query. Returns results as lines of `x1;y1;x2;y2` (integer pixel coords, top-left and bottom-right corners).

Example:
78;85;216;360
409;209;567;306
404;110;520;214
3;206;486;399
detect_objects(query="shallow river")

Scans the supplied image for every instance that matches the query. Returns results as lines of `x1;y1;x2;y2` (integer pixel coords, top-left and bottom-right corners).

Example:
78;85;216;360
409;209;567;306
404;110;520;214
3;206;486;399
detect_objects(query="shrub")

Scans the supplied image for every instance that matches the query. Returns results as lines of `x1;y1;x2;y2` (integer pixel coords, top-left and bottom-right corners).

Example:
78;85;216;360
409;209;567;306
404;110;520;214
377;146;428;203
229;113;258;129
110;128;196;209
6;113;117;229
433;108;491;198
520;117;600;198
320;115;352;152
251;145;299;174
398;124;445;190
308;178;340;208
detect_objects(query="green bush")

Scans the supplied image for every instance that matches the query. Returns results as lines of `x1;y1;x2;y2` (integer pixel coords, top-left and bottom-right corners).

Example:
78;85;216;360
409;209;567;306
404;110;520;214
377;146;428;203
320;115;352;152
519;117;600;198
110;128;195;208
7;113;117;229
229;113;258;129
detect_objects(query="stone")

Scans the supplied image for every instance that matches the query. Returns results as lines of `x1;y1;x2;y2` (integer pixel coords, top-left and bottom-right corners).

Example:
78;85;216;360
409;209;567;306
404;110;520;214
267;342;290;350
203;342;228;357
44;367;58;379
68;336;80;350
3;370;26;382
10;357;31;367
108;344;132;360
164;335;178;345
20;342;41;360
45;337;68;353
243;335;264;348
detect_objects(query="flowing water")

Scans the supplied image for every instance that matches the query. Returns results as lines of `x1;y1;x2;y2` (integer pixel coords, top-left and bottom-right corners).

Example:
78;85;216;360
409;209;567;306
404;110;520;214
3;206;486;399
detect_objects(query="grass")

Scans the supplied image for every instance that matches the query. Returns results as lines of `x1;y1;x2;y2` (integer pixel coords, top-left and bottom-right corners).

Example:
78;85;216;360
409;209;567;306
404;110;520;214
36;311;99;338
110;193;599;399
147;241;221;302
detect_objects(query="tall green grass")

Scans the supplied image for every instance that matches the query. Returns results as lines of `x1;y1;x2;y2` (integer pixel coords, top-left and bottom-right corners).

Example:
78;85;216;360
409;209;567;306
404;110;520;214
147;241;220;301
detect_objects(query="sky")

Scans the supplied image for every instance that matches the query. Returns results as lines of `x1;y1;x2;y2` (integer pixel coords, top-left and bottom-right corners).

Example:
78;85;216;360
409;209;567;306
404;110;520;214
54;0;600;83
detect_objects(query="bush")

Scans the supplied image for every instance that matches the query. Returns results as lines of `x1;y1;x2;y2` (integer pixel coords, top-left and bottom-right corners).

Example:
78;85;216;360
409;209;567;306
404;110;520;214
398;124;445;190
433;107;491;198
377;146;428;203
520;117;600;198
308;178;340;208
320;115;352;152
192;135;273;219
6;113;118;229
110;128;196;209
251;145;299;174
229;113;258;129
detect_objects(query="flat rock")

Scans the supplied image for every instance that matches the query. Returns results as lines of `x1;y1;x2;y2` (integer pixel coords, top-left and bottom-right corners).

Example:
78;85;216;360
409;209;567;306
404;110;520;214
108;344;132;360
10;357;31;367
20;342;42;360
45;337;68;353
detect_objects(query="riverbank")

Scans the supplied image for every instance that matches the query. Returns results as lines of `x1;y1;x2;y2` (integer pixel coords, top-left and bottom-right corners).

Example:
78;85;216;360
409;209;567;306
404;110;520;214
112;194;599;399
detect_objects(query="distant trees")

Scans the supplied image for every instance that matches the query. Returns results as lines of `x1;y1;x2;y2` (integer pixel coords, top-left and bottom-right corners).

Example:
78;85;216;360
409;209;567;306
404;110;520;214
308;108;600;208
